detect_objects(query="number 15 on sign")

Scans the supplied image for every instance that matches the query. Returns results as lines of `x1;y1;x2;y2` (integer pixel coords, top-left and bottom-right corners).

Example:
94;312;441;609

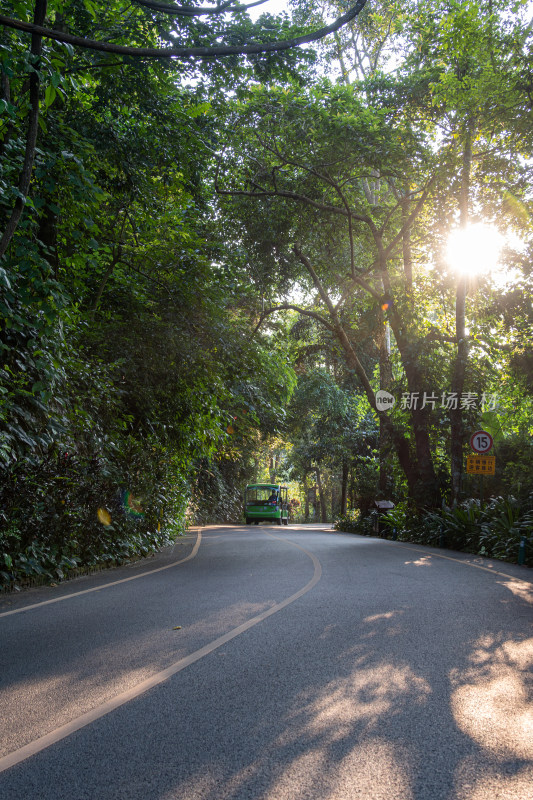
470;430;493;454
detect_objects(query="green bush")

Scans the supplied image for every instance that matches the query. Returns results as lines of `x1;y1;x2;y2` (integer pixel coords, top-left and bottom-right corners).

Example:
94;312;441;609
336;503;408;539
379;502;408;538
335;494;533;567
416;500;484;552
335;509;377;536
0;435;191;590
335;495;533;567
478;496;532;562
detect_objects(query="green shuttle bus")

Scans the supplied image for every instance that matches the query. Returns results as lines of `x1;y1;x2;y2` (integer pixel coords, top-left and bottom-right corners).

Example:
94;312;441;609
244;484;289;525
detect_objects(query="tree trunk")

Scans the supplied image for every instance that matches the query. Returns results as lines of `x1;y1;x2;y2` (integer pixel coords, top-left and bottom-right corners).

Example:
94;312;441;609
340;459;349;515
450;123;474;506
401;195;413;291
379;313;393;494
316;467;327;523
390;323;440;506
0;0;47;260
349;468;356;510
295;245;439;507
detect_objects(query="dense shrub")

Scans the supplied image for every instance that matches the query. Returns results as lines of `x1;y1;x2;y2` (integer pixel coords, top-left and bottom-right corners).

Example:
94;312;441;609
334;508;377;537
0;443;189;590
190;458;248;524
0;328;194;590
335;495;533;567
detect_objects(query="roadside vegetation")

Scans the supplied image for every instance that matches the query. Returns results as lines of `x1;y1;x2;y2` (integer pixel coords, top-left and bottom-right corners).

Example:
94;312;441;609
1;0;533;588
336;495;533;567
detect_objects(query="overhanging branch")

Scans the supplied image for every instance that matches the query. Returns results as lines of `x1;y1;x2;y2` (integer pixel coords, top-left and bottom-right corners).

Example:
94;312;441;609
217;181;351;217
133;0;266;17
253;304;335;335
0;0;368;59
383;172;439;260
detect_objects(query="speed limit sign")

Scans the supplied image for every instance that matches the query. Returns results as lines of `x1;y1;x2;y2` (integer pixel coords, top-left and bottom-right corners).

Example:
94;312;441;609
470;430;493;453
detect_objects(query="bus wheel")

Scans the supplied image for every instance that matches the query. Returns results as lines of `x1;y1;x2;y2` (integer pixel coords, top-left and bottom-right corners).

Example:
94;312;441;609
277;517;282;526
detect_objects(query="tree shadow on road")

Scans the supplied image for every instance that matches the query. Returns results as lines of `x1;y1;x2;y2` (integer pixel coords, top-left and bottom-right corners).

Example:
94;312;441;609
1;537;532;800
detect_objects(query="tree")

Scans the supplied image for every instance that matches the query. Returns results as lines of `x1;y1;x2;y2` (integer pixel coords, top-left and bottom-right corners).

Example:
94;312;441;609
216;80;447;505
0;0;310;581
0;0;369;258
0;0;369;58
294;0;406;83
399;0;533;503
286;367;378;521
215;0;533;508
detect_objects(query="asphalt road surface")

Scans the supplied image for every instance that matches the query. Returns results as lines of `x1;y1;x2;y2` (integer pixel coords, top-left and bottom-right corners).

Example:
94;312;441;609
0;524;532;800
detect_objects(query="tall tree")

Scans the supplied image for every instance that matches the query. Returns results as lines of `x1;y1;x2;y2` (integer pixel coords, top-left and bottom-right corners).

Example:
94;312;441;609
0;0;369;255
216;0;533;507
401;0;533;503
217;81;446;504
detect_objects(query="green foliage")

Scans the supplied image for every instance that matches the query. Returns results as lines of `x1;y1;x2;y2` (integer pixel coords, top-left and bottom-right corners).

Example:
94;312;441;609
407;501;483;551
378;501;408;535
336;495;533;568
218;1;533;506
283;367;379;520
477;496;532;562
0;0;309;589
334;508;376;536
2;0;533;588
191;457;248;525
0;332;193;589
419;496;533;566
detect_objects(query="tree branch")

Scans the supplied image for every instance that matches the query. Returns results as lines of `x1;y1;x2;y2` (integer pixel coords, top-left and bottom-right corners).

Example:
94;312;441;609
423;327;457;344
292;244;379;408
133;0;237;17
251;129;354;184
383;172;439;261
0;0;368;59
320;168;358;276
217;177;375;225
134;0;267;17
252;304;335;335
0;0;47;261
218;180;351;216
293;245;339;320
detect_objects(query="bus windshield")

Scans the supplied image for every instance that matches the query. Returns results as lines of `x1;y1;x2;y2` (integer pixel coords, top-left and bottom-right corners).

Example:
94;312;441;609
246;486;279;505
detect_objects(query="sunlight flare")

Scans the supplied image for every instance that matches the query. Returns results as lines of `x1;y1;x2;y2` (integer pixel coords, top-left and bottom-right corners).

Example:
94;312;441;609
446;223;504;277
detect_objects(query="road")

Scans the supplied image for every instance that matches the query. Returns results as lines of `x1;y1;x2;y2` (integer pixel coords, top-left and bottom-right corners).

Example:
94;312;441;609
0;524;532;799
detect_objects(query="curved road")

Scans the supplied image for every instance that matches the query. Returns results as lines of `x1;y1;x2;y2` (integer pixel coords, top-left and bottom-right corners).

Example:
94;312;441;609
0;524;532;799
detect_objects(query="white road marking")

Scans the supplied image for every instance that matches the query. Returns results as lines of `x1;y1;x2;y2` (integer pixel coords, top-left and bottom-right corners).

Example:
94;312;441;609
0;529;322;773
333;528;532;586
0;530;202;619
388;541;533;585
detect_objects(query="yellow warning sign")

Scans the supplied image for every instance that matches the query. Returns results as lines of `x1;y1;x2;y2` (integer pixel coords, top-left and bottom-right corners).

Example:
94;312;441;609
466;455;496;475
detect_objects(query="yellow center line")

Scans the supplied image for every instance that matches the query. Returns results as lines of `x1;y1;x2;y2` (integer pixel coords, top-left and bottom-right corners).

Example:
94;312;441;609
0;528;322;773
